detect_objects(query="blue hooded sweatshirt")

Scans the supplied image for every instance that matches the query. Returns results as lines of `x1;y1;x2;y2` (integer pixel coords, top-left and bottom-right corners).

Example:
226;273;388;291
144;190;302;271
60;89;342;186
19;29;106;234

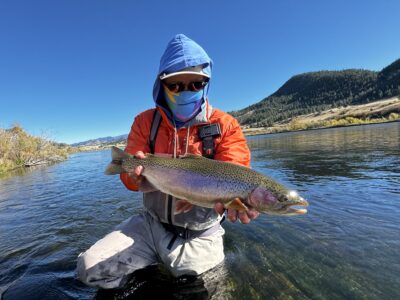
152;34;213;126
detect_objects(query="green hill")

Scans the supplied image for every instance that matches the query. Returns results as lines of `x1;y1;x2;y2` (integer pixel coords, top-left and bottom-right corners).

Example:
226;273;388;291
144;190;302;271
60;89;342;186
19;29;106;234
232;58;400;127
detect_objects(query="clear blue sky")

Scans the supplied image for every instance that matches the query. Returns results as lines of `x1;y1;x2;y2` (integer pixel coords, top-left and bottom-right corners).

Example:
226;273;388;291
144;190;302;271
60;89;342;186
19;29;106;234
1;0;399;144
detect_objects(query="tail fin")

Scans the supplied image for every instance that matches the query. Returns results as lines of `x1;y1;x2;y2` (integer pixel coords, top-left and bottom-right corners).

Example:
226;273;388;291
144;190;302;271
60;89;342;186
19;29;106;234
104;146;129;175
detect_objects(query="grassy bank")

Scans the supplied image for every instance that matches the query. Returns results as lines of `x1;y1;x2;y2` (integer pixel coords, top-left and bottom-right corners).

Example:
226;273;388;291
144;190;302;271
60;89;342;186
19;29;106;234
243;97;400;135
283;112;399;132
0;126;77;173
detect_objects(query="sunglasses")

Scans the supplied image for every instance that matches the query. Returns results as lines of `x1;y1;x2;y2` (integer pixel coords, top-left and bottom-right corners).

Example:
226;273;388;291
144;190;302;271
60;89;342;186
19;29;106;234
163;79;209;93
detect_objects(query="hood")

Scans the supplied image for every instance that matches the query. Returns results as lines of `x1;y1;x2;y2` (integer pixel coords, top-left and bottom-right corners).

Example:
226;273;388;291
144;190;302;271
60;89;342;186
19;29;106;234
153;34;213;107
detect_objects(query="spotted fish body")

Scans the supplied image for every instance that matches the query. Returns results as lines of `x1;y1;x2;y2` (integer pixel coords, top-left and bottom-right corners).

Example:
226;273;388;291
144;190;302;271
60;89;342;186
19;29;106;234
105;147;308;216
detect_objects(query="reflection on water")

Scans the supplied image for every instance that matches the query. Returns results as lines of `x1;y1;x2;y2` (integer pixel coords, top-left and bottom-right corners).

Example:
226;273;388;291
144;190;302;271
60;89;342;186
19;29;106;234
1;122;399;299
249;123;400;182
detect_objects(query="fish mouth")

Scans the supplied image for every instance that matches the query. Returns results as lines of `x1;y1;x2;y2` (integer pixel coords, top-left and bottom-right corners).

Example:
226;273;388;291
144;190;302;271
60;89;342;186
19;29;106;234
279;197;309;216
284;206;308;215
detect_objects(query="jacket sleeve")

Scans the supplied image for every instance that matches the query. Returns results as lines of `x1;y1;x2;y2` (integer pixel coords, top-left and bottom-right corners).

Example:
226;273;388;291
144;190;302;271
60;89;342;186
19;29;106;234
119;113;152;191
214;117;251;168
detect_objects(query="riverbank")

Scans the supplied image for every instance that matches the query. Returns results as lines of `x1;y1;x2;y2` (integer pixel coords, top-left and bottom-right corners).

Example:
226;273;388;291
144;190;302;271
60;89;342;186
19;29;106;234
0;126;77;173
242;97;400;136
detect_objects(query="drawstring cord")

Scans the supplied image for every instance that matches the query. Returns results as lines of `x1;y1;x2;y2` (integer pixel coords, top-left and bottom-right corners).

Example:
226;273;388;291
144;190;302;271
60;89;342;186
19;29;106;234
173;120;177;159
184;125;190;156
172;121;190;158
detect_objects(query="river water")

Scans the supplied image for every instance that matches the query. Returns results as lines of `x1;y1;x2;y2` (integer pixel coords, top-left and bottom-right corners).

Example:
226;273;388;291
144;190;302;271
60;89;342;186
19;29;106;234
1;122;399;299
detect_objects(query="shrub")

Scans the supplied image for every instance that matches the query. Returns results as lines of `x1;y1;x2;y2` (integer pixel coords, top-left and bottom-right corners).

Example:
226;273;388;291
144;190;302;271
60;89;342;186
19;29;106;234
0;126;75;173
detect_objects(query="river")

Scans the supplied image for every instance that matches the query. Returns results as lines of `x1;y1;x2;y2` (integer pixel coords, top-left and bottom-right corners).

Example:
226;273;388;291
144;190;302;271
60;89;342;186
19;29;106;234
1;122;399;299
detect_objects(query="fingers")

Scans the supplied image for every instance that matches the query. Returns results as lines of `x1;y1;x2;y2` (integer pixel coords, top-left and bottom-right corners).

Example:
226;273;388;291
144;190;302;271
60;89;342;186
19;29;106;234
227;210;250;223
126;151;146;179
134;165;143;176
247;210;260;220
238;211;251;224
226;209;260;224
214;202;225;215
134;151;146;159
128;166;143;180
227;209;238;222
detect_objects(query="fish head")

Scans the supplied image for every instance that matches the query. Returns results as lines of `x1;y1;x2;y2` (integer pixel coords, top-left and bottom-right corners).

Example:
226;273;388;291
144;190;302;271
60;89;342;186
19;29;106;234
248;187;309;216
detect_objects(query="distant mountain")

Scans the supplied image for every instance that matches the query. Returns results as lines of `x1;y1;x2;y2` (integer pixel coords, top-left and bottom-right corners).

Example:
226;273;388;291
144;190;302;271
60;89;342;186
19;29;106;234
231;58;400;127
72;134;128;147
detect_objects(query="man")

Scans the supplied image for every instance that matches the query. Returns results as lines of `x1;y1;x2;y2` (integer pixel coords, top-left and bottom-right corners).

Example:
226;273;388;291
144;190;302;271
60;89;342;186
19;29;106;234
77;34;259;289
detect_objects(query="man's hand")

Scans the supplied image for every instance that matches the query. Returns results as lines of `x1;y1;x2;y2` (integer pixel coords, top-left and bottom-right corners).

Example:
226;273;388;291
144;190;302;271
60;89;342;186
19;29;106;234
175;198;260;223
175;200;259;224
214;202;260;224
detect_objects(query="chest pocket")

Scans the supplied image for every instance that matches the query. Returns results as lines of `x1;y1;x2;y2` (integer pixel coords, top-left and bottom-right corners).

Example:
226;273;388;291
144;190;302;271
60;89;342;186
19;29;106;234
149;110;221;157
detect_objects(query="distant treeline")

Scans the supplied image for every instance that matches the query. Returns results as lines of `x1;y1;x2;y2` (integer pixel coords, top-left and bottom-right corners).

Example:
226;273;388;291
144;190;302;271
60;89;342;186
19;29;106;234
0;126;76;173
232;58;400;127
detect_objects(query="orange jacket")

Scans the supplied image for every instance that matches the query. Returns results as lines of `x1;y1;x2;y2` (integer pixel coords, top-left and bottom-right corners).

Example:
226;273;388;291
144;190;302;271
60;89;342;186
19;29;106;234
120;105;250;191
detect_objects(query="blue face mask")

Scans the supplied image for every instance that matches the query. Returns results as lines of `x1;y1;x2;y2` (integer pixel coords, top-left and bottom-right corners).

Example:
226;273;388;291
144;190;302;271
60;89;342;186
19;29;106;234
164;86;204;122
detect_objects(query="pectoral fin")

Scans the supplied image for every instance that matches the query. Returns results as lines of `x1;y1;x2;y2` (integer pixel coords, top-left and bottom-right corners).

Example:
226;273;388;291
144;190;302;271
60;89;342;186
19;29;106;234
226;198;248;212
175;199;194;214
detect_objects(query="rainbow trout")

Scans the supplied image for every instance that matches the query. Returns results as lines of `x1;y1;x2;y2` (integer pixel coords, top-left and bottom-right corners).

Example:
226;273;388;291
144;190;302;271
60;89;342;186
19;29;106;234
105;147;308;216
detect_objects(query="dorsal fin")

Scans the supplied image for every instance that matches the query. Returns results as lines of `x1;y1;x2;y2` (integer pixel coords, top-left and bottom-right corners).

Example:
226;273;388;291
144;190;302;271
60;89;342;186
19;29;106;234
179;154;205;159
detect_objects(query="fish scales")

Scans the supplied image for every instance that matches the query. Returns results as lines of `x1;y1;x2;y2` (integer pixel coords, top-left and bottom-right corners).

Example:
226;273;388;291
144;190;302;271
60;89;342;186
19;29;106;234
105;147;309;216
121;155;251;204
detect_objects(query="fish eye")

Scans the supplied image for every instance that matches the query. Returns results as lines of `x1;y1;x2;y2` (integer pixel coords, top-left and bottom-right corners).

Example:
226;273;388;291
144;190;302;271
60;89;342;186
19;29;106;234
278;195;288;202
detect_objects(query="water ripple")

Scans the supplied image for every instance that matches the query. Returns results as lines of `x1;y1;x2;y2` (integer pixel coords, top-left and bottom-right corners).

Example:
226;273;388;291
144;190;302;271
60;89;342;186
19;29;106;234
1;123;400;299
